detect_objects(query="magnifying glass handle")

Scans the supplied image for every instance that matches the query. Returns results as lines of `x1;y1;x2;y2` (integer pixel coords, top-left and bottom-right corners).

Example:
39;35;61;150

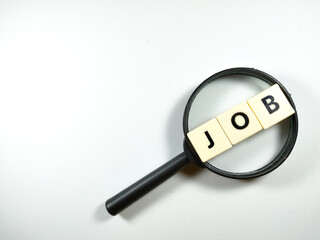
105;152;189;215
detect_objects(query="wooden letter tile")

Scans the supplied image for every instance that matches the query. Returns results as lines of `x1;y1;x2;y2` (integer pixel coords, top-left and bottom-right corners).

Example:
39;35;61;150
247;84;295;129
187;118;232;162
217;102;263;145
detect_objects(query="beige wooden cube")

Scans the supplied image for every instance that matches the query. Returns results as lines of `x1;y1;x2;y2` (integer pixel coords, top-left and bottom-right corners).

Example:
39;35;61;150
187;118;232;162
247;84;295;129
216;102;263;145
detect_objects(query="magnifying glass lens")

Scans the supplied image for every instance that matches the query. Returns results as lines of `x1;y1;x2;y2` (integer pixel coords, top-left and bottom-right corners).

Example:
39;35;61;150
187;75;290;173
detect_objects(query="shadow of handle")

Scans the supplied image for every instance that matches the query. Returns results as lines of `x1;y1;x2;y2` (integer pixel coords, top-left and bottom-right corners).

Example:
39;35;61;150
105;152;189;216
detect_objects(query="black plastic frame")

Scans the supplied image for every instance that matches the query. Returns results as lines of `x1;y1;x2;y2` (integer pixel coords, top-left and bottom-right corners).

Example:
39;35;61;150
183;67;299;178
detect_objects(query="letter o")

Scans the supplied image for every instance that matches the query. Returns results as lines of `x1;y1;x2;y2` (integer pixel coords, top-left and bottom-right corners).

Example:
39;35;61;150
231;112;249;130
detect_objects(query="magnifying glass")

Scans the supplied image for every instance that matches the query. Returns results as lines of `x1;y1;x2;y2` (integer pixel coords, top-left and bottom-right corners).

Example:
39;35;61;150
105;67;298;216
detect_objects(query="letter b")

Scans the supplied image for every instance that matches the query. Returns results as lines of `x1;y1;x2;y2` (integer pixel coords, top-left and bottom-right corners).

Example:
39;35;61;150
261;95;279;114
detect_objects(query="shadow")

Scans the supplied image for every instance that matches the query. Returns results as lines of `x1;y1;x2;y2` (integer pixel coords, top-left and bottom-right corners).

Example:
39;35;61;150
180;163;203;177
94;202;113;222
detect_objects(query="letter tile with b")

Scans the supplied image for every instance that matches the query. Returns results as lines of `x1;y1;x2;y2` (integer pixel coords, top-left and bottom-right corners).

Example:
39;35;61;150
217;102;263;145
247;84;295;129
187;118;232;162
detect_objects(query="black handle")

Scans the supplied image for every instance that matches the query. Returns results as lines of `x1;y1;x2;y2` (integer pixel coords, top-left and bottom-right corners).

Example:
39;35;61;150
105;152;189;215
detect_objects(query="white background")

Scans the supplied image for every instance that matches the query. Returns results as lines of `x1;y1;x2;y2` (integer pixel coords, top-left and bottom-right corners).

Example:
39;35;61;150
1;1;320;240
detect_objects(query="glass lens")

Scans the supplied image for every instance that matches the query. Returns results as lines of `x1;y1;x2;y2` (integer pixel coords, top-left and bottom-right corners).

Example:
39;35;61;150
187;75;290;173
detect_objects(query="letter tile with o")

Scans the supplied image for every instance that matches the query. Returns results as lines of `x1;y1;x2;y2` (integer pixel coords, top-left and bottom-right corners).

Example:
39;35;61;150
217;102;262;145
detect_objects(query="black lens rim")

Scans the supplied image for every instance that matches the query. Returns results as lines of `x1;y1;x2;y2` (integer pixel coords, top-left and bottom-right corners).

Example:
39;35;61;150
183;67;298;179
